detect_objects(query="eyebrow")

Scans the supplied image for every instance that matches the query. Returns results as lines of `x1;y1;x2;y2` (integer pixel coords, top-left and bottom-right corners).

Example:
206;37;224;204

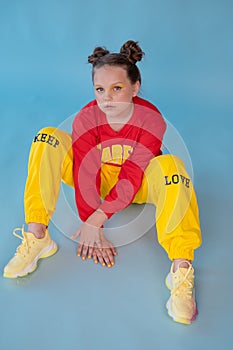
94;81;124;86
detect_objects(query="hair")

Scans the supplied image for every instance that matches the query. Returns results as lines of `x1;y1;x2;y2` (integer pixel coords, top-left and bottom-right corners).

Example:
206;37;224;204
88;40;144;85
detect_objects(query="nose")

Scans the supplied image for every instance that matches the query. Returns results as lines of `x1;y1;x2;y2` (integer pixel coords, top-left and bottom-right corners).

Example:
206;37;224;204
103;90;112;101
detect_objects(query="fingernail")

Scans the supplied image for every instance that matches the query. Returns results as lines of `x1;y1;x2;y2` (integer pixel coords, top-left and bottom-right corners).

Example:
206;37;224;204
94;260;98;264
88;255;91;259
111;262;115;266
107;264;111;268
82;256;86;260
102;263;106;267
77;253;80;257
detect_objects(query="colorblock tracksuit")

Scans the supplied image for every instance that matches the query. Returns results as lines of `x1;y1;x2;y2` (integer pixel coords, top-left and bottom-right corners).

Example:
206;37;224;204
24;97;202;260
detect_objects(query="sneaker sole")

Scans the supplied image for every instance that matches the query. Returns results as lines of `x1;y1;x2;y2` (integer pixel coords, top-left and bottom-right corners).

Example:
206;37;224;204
166;298;198;325
165;274;172;290
3;241;58;278
165;274;198;325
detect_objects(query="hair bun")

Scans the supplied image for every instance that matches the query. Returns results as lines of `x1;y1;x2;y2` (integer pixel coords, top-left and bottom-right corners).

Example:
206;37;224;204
88;47;110;65
120;40;144;65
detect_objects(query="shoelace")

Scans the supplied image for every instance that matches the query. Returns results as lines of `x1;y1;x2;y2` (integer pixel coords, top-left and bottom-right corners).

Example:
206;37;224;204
13;226;30;257
171;264;194;299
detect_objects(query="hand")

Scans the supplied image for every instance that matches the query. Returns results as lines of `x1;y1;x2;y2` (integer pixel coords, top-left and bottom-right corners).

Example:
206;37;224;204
93;229;117;268
71;222;102;260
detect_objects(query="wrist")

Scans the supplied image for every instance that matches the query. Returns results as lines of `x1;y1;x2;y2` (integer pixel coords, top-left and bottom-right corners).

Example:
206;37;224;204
86;209;107;228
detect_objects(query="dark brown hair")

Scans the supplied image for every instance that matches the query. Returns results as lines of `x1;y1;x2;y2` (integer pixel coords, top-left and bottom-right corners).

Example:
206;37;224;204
88;40;144;84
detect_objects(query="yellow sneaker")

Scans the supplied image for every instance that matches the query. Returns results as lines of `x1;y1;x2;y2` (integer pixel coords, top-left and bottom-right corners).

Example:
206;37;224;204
165;262;198;324
3;226;58;278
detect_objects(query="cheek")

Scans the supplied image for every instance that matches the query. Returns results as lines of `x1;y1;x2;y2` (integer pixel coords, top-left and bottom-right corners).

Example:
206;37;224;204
117;90;134;102
94;93;102;104
126;90;135;101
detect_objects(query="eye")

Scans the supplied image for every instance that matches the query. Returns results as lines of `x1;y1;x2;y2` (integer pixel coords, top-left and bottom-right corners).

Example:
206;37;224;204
96;87;104;93
113;86;122;91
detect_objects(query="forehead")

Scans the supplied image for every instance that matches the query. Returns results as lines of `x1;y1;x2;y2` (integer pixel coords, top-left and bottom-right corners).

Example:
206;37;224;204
93;65;129;84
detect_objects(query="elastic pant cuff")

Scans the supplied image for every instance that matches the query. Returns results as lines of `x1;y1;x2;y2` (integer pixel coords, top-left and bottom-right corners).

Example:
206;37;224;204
25;213;50;226
168;249;194;261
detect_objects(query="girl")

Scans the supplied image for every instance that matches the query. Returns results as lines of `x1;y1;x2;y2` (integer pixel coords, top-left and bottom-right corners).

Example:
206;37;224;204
3;40;202;325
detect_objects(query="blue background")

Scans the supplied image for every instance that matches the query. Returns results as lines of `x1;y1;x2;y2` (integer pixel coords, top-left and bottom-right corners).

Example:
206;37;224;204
0;1;232;349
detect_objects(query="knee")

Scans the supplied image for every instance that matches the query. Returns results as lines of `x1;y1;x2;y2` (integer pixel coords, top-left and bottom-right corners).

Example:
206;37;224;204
150;154;184;170
155;154;185;171
33;127;61;148
37;126;57;135
154;154;193;188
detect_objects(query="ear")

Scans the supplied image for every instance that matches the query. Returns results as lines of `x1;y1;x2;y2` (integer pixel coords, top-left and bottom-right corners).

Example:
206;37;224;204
132;81;140;97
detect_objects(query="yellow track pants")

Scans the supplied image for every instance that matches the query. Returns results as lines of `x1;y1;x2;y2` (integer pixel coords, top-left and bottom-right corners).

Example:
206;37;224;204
24;127;202;260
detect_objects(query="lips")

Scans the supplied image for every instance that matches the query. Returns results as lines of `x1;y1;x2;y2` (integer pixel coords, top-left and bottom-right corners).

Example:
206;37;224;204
104;104;115;109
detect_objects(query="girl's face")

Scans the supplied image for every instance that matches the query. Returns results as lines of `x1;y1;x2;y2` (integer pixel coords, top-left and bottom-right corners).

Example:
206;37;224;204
93;65;140;119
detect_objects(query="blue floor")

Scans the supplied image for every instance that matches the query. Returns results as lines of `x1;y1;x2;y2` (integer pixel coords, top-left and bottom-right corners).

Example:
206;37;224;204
1;1;233;349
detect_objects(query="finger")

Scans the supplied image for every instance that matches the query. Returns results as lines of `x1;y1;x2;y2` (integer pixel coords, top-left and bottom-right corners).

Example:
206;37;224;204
101;249;111;267
106;248;115;267
81;243;89;261
77;242;83;257
88;236;98;257
95;249;106;267
101;239;117;257
88;245;94;259
71;229;81;240
89;237;101;257
93;250;98;264
110;246;118;256
105;241;117;256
